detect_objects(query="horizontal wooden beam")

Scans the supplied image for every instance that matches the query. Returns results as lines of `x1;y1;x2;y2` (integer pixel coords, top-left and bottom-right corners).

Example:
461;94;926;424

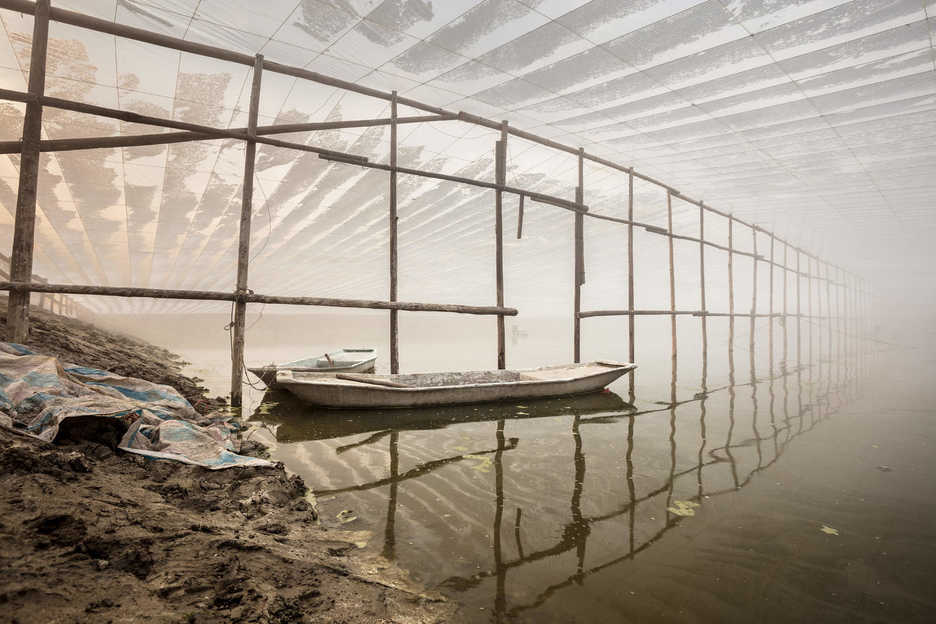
0;113;456;154
579;309;835;319
0;282;518;316
0;88;371;163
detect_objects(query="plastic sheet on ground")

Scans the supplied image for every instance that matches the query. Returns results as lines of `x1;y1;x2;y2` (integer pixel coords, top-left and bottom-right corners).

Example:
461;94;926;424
0;342;272;469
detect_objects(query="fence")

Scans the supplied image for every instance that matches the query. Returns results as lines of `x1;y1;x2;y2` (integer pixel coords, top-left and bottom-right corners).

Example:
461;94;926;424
0;250;84;319
0;0;869;406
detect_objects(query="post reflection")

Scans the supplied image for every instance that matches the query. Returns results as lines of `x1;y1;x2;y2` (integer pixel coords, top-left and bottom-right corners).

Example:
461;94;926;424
251;332;866;622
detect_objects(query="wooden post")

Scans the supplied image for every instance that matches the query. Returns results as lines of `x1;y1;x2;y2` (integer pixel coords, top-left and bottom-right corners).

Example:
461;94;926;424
727;214;734;380
627;171;635;401
842;268;848;382
666;191;676;385
573;147;584;363
836;267;843;379
825;262;832;370
7;0;50;343
768;234;774;379
750;227;757;381
495;121;508;370
389;91;399;374
807;256;813;371
782;242;788;372
699;203;707;389
516;194;524;239
796;249;801;372
229;54;263;408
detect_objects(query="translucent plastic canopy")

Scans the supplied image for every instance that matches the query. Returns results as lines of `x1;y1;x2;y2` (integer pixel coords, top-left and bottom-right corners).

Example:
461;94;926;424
0;0;932;314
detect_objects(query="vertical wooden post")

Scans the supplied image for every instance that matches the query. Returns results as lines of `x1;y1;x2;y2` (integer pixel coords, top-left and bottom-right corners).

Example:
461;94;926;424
825;262;833;370
837;267;843;373
389;92;399;374
727;215;734;382
768;234;774;379
750;227;757;381
626;171;635;401
842;268;849;383
807;256;813;371
666;191;676;386
229;54;263;408
516;194;524;239
495;121;508;370
573;147;584;363
699;203;707;389
7;0;50;343
782;242;788;372
796;249;801;373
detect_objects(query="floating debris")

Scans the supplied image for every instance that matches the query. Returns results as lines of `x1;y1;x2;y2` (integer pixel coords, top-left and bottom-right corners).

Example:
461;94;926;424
667;500;700;517
336;509;358;524
876;465;892;472
464;454;492;473
820;525;839;536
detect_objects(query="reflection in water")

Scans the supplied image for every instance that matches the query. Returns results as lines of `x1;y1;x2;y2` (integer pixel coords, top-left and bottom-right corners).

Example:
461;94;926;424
252;327;868;622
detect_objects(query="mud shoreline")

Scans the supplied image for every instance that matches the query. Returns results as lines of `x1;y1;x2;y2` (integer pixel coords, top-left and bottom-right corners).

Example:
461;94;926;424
0;304;457;623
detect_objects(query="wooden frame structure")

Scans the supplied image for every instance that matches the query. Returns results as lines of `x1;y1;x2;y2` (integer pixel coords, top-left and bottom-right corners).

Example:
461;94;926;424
0;0;868;406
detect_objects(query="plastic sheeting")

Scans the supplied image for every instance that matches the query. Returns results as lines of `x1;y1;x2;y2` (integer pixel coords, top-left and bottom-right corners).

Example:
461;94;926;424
0;1;932;312
0;342;272;469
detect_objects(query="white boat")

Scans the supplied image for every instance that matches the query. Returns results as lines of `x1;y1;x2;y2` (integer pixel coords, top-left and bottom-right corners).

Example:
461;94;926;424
247;348;377;389
275;361;636;409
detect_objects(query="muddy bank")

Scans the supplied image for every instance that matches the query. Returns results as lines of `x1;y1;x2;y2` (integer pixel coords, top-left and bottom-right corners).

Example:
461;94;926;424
0;304;458;623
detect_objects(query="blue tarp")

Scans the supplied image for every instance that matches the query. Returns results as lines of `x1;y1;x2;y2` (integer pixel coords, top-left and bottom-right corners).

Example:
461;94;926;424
0;343;271;470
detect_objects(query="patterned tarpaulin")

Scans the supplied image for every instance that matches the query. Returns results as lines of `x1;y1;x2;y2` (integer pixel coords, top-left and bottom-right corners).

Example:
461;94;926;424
0;342;272;469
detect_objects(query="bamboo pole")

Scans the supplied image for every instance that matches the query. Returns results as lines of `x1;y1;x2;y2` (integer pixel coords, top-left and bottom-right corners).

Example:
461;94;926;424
825;262;833;370
0;114;456;154
627;172;635;401
667;191;677;383
807;256;813;372
496;122;508;369
750;228;758;381
389;92;399;374
727;214;734;378
699;203;708;389
494;120;507;370
0;88;371;164
769;234;774;379
573;147;585;363
0;281;517;314
516;194;524;239
7;0;49;343
230;55;263;408
782;242;788;372
837;266;843;378
796;249;801;373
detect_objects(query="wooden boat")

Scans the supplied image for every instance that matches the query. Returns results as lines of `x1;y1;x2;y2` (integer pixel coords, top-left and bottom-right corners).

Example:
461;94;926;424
247;348;376;389
275;361;635;409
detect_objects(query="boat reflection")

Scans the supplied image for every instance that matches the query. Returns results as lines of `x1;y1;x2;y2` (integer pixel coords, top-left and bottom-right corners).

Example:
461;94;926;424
250;388;633;442
249;322;865;622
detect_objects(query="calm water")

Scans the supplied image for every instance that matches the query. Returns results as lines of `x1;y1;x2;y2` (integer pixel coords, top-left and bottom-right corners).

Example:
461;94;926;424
103;311;936;623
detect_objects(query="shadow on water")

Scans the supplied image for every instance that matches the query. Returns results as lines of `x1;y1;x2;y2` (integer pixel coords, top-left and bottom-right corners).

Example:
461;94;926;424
249;324;868;623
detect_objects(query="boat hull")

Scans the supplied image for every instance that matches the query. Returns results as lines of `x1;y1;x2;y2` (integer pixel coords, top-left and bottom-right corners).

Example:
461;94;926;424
276;362;635;409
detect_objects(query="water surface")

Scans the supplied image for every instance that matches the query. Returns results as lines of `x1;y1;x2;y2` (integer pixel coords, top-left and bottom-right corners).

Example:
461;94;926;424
105;312;936;622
